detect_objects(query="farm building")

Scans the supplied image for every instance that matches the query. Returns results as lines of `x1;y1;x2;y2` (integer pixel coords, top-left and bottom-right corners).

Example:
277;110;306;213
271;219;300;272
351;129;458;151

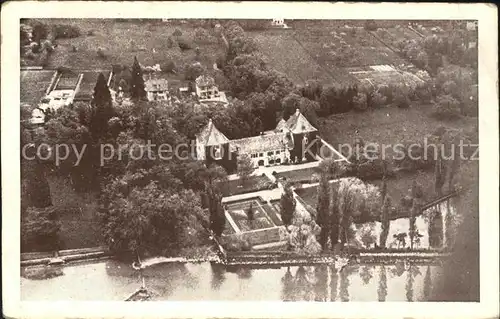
195;109;319;169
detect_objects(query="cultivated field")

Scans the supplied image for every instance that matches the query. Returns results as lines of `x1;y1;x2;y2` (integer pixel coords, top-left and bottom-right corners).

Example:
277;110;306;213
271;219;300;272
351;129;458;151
20;70;57;106
250;24;430;87
294;27;406;68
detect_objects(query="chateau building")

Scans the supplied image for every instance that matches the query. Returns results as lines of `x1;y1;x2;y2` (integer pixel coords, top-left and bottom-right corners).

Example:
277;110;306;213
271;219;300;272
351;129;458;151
195;109;320;170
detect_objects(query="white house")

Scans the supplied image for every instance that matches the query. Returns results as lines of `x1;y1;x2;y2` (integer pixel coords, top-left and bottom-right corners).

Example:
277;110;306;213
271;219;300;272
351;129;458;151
144;77;169;102
194;75;228;105
271;18;288;28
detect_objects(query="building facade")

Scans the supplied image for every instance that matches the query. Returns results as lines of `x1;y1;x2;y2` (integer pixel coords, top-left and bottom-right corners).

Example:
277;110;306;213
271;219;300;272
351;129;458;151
195;109;319;170
144;77;169;101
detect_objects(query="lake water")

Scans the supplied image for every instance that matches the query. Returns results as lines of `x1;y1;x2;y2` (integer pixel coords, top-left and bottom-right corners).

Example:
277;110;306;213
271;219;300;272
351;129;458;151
21;260;442;301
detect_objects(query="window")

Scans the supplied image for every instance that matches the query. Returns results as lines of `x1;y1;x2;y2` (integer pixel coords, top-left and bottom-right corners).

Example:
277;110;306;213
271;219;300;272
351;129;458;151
267;151;273;156
276;158;281;164
275;150;280;154
259;153;263;157
213;145;222;160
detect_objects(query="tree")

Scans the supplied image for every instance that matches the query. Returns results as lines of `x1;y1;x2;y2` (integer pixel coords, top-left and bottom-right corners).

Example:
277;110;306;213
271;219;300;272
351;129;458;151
316;172;330;250
100;180;204;256
130;56;146;100
90;73;114;140
377;265;388;302
22;161;52;209
409;198;419;250
434;146;447;197
379;196;391;248
433;94;461;120
280;184;296;227
237;154;254;185
352;92;368;112
329;182;341;251
246;202;254;222
185;62;206;81
21;206;61;252
206;183;225;237
172;28;182;37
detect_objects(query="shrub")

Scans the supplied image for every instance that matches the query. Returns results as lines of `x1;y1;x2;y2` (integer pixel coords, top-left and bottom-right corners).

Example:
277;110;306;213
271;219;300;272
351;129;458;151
21;206;61;252
432;94;461;120
40;39;53;52
394;142;436;172
166;36;175;48
353;92;368;112
184;62;205;81
194;27;210;43
370;91;387;108
393;91;411;108
87;30;95;36
53;24;81;39
97;47;107;59
364;20;378;31
177;37;193;51
172;28;182;37
162;60;176;73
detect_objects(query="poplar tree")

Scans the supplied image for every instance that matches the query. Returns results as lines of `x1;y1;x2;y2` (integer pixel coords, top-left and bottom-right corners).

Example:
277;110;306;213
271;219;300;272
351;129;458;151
316;173;331;250
90;72;114;139
379;196;391;248
280;184;296;227
130;56;146;100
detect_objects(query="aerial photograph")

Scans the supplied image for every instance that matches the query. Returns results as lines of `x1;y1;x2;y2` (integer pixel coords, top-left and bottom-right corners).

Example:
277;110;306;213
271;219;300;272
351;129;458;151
19;17;479;302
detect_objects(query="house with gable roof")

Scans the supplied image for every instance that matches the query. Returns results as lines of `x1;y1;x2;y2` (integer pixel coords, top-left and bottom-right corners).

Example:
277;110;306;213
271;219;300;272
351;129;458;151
194;74;228;105
195;109;319;170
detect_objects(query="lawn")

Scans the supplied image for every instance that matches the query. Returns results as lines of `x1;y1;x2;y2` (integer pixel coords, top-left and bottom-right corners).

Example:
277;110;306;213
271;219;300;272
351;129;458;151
42;19;225;76
219;174;272;197
20;70;57;106
319;103;477;157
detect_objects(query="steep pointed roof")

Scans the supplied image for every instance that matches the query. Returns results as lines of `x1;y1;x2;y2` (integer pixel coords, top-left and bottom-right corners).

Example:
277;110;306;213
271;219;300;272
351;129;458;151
196;118;229;146
286;109;317;134
275;118;287;132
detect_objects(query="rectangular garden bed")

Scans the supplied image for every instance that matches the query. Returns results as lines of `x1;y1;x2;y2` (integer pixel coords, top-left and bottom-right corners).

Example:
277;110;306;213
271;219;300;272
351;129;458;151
225;197;276;232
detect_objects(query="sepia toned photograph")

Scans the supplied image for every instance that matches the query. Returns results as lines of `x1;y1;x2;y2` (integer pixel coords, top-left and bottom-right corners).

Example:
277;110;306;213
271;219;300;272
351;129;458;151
2;2;499;318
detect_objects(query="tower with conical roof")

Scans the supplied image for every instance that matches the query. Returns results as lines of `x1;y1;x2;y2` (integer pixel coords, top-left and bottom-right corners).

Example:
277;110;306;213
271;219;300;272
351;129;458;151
195;118;233;168
284;109;319;163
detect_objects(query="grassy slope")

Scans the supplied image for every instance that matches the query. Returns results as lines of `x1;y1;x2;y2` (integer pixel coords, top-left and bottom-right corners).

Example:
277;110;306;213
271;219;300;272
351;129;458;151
43;19;224;73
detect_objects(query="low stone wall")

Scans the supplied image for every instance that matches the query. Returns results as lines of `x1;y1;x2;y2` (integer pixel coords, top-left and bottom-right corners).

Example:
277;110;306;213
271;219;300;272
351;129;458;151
21;246;110;267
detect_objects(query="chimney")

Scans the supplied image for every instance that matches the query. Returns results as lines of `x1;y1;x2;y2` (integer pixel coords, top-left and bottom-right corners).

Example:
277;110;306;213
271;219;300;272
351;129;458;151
296;108;300;115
